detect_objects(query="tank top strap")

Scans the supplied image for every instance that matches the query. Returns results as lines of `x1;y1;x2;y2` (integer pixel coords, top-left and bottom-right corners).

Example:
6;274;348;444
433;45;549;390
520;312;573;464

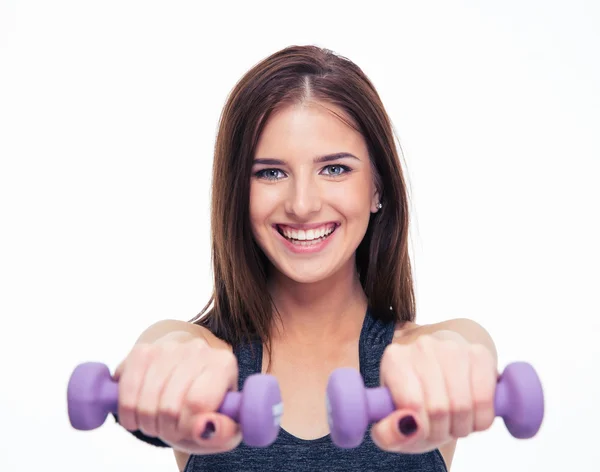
233;337;262;391
358;308;396;388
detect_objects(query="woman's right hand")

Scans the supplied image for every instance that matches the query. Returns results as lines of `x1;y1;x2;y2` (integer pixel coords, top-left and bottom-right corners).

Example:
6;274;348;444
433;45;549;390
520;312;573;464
113;332;242;454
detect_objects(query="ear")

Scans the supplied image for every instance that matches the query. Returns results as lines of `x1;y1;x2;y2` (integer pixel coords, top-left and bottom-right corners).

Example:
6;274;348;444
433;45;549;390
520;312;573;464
370;189;381;213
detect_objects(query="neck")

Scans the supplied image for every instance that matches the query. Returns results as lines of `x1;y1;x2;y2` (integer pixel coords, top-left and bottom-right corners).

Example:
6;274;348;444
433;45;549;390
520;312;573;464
267;261;368;346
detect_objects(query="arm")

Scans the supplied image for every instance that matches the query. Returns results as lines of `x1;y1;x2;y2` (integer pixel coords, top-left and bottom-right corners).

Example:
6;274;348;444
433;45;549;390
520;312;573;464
392;318;498;470
117;319;225;471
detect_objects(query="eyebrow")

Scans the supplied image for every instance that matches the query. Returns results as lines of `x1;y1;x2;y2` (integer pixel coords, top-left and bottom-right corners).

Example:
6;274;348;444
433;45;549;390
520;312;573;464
253;152;360;166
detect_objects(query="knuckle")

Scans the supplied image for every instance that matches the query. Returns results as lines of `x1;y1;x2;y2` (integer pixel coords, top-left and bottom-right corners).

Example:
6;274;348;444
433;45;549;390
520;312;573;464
450;403;472;419
473;395;494;413
469;343;495;365
440;340;461;356
184;394;214;412
158;404;180;420
137;411;157;429
440;341;470;366
119;397;138;414
401;399;423;412
474;409;495;431
381;343;407;368
131;343;155;363
215;350;238;372
185;337;210;354
415;334;435;352
428;404;450;421
428;425;448;443
136;405;156;420
118;381;140;409
138;386;161;406
156;342;179;357
452;425;471;438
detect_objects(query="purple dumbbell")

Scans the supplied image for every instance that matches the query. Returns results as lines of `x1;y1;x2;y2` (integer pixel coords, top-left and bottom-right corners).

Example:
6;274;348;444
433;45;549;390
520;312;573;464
326;361;544;448
67;362;283;447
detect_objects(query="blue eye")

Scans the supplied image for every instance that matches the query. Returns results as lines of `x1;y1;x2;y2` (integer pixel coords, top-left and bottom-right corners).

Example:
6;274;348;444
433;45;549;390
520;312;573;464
255;168;286;180
322;165;351;176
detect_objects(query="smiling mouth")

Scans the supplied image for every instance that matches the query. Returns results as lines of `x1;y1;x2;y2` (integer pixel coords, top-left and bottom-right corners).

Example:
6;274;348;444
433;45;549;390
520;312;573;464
275;223;338;246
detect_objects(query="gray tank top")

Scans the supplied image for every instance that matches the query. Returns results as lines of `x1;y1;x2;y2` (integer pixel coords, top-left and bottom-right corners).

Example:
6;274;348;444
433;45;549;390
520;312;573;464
184;309;448;471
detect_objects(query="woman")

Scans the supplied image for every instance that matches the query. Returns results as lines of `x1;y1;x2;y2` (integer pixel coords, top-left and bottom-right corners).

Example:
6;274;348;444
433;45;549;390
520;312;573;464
114;45;498;471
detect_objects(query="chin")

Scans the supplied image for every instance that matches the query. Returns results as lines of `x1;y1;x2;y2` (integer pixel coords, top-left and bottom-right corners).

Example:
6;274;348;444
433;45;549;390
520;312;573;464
278;265;334;285
285;272;331;285
270;254;357;286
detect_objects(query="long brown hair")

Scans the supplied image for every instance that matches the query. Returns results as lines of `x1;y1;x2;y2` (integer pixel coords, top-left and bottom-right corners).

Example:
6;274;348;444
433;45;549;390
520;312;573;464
191;45;415;356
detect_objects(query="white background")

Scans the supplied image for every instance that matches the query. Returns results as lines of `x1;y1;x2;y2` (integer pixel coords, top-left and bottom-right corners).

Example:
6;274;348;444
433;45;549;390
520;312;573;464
1;0;598;470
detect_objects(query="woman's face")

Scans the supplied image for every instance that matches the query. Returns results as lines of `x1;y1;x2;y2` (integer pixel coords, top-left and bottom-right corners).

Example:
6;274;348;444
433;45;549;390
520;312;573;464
250;101;380;285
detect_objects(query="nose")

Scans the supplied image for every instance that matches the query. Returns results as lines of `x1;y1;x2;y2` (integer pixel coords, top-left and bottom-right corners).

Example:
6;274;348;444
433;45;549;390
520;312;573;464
284;174;322;219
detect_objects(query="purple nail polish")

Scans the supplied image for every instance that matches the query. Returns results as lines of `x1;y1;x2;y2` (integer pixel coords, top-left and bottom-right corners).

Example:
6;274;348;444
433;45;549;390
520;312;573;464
398;415;417;436
200;420;216;440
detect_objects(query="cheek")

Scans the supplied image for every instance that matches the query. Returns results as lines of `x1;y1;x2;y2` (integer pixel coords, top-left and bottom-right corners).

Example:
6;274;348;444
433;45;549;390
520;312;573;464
330;182;371;218
249;184;276;235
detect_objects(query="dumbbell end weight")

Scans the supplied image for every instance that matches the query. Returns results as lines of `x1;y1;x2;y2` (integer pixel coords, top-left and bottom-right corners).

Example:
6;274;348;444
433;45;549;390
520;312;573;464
494;362;544;439
237;373;283;447
326;368;371;449
67;362;118;431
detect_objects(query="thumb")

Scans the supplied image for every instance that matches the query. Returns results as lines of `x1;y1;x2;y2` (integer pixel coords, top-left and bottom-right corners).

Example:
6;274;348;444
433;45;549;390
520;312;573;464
112;359;126;381
191;413;242;452
370;408;426;453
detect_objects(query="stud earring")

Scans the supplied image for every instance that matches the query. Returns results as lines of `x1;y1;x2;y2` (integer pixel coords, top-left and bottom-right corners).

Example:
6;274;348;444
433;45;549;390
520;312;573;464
376;202;383;211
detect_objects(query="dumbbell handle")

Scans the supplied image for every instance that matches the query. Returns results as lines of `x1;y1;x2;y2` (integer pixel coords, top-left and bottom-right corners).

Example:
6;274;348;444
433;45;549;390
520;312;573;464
363;361;544;439
68;362;243;430
94;378;243;419
364;383;513;421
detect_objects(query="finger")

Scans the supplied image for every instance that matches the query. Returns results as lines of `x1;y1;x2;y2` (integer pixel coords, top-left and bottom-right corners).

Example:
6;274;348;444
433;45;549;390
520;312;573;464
177;371;239;450
414;336;450;443
136;344;182;437
117;345;154;431
181;352;238;415
438;341;473;438
371;408;423;453
190;412;242;453
157;357;208;442
371;344;428;449
469;344;497;432
177;352;238;442
113;360;126;381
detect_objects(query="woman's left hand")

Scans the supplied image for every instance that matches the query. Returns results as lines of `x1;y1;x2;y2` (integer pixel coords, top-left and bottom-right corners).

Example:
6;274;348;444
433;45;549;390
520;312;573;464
370;330;498;454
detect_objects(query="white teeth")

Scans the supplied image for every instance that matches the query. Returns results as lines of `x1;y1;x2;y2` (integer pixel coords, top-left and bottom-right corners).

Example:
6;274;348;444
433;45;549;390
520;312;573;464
280;225;335;241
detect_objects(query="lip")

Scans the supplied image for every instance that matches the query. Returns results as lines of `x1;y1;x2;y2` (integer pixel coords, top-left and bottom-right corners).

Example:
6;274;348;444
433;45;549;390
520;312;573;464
273;223;339;254
275;222;339;230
